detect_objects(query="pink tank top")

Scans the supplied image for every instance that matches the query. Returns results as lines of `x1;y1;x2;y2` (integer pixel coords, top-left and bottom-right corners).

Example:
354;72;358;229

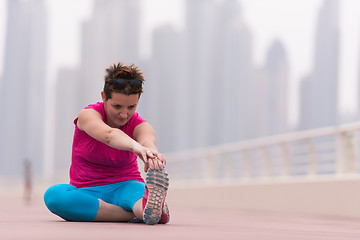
69;102;145;188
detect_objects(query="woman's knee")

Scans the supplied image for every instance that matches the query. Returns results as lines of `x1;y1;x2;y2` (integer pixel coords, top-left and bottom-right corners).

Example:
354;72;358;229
44;184;76;213
44;184;99;221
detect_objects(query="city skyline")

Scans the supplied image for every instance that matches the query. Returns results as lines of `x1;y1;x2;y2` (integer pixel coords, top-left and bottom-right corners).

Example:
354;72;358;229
1;0;360;125
0;0;360;177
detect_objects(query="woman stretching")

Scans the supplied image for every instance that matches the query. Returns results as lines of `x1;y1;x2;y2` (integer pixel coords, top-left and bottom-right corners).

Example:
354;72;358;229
44;62;169;225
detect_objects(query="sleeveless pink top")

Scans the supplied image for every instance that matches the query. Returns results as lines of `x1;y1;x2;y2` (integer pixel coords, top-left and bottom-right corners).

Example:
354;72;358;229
69;102;145;188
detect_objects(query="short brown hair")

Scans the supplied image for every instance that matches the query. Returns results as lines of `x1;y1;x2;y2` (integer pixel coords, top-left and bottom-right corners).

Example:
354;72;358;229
103;62;144;100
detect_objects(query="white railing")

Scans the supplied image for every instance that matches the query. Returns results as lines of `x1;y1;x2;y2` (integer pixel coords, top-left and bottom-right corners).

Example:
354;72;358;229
166;122;360;185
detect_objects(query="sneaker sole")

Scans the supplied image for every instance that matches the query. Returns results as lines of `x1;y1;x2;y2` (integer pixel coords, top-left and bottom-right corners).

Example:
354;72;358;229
159;202;170;224
143;169;169;225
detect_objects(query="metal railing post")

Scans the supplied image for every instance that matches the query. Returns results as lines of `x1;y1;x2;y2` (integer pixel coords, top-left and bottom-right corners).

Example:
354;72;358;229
242;149;251;180
336;131;357;174
306;138;318;176
205;153;217;182
261;146;272;178
280;143;291;176
223;152;233;180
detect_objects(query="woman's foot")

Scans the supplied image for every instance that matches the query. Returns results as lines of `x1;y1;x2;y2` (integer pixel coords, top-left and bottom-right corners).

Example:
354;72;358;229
158;202;170;224
143;169;169;225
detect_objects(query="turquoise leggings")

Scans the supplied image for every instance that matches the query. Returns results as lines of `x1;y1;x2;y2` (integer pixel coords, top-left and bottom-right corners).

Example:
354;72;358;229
44;180;145;221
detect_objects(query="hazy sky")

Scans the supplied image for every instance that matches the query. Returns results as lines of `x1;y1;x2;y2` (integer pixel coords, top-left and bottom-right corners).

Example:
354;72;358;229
0;0;360;125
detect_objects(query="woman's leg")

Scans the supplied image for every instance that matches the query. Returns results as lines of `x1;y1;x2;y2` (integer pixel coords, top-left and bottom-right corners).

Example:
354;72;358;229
110;180;145;219
142;169;170;224
93;199;133;221
44;184;133;222
123;170;170;224
44;173;169;223
132;198;144;219
44;184;99;221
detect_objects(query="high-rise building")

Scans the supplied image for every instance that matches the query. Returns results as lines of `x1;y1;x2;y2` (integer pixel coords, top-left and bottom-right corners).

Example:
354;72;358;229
299;0;339;130
141;25;187;152
0;0;47;176
265;40;289;135
53;68;81;175
184;0;217;149
182;0;256;147
211;0;255;144
52;0;144;173
78;0;141;108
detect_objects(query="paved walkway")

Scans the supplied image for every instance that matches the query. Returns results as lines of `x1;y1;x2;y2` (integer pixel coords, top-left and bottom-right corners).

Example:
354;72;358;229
1;198;360;240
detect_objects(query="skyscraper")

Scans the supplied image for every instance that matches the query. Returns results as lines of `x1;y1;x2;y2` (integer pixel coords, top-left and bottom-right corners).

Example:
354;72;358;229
210;0;255;144
299;0;339;129
184;0;217;149
52;0;143;174
0;0;47;176
265;40;289;135
53;68;80;174
183;0;255;148
142;25;186;152
78;0;141;107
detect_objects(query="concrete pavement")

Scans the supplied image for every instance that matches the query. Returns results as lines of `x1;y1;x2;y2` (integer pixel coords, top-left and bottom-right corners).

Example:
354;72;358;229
1;197;360;240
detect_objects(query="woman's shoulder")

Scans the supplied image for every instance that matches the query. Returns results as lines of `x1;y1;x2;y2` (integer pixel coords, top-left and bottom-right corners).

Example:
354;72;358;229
85;102;105;118
74;102;105;126
84;102;104;112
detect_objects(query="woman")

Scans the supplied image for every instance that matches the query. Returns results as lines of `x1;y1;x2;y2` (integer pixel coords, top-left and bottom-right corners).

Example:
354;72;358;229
44;62;169;225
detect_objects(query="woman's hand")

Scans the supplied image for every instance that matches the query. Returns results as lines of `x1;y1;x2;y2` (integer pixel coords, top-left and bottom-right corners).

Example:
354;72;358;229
145;151;166;172
132;142;166;172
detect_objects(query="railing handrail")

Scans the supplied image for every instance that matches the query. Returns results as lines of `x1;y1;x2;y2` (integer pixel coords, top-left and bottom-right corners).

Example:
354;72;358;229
166;122;360;182
166;122;360;162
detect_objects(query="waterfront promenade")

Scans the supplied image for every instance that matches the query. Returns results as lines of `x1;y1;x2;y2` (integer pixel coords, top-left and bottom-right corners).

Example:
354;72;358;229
1;196;360;240
3;123;360;240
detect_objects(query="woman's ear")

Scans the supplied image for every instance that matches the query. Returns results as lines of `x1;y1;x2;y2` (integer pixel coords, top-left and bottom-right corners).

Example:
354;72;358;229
101;91;106;101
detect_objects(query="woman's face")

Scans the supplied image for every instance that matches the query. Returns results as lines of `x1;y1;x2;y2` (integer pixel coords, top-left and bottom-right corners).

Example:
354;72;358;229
102;91;139;128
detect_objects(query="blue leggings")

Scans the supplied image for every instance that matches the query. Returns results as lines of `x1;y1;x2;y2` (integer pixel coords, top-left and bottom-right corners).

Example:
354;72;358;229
44;180;145;221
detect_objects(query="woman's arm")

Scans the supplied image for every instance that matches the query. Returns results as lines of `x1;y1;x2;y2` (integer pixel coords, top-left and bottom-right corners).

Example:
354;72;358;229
134;121;157;149
77;109;152;164
134;121;166;171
